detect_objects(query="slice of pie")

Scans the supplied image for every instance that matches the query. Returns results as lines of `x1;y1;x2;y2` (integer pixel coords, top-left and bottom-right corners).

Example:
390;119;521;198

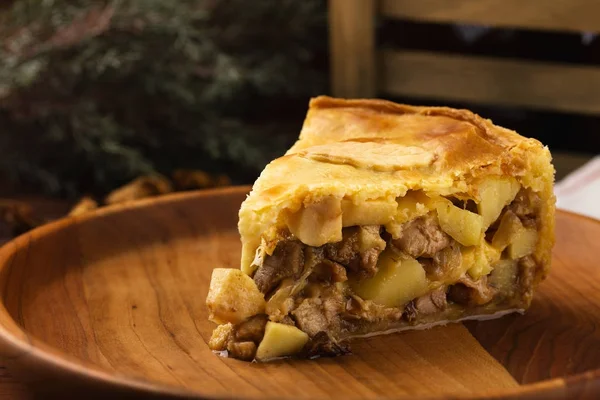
206;96;556;361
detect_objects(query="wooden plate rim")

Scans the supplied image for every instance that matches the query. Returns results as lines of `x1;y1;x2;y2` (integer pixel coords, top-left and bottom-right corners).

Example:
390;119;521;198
0;186;597;399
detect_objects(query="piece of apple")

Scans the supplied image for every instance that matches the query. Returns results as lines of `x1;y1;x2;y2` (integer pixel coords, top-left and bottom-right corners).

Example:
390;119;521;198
255;322;309;361
477;177;521;230
436;200;483;246
206;268;266;324
350;249;429;307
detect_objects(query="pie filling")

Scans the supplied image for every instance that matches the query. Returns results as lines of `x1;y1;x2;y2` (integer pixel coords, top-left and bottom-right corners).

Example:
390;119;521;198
207;179;543;361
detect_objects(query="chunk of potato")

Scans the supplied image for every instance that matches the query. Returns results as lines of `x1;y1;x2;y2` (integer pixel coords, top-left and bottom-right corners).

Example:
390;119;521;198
491;211;523;251
491;210;538;259
386;191;439;237
341;198;396;227
508;227;538;259
477;177;521;230
460;247;475;272
206;268;266;324
241;239;262;276
395;191;438;223
488;259;518;296
436;200;483;246
287;196;342;246
350;249;429;307
255;322;309;361
467;241;501;279
483;241;502;265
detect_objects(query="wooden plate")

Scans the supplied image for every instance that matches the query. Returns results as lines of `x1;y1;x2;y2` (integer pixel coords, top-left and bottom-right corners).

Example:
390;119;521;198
0;187;598;399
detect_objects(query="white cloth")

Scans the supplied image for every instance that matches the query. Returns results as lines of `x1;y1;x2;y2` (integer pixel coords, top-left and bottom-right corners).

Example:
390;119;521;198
554;156;600;220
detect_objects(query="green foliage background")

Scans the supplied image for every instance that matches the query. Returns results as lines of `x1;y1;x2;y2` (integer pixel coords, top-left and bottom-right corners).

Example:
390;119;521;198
0;0;328;197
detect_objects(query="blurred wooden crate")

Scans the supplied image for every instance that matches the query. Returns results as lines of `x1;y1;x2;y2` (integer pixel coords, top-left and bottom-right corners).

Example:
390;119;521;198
329;0;600;115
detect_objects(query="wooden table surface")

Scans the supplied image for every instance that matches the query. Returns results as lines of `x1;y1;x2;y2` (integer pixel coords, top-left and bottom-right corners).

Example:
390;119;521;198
0;367;31;399
0;197;71;399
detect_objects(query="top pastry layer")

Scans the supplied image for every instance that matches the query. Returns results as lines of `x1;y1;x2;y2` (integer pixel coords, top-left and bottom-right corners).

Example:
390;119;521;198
238;96;555;271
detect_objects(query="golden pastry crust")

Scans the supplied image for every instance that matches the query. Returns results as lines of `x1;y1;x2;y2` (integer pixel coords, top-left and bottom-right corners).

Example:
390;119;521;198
239;96;555;284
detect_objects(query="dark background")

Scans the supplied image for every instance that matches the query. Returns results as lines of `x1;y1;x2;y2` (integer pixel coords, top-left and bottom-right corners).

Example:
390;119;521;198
380;19;600;158
0;0;597;199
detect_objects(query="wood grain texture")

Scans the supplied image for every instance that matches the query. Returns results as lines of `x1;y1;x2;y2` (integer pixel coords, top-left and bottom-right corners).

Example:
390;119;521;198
329;0;376;98
381;0;600;33
380;49;600;115
466;211;600;383
0;187;597;398
0;367;31;400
